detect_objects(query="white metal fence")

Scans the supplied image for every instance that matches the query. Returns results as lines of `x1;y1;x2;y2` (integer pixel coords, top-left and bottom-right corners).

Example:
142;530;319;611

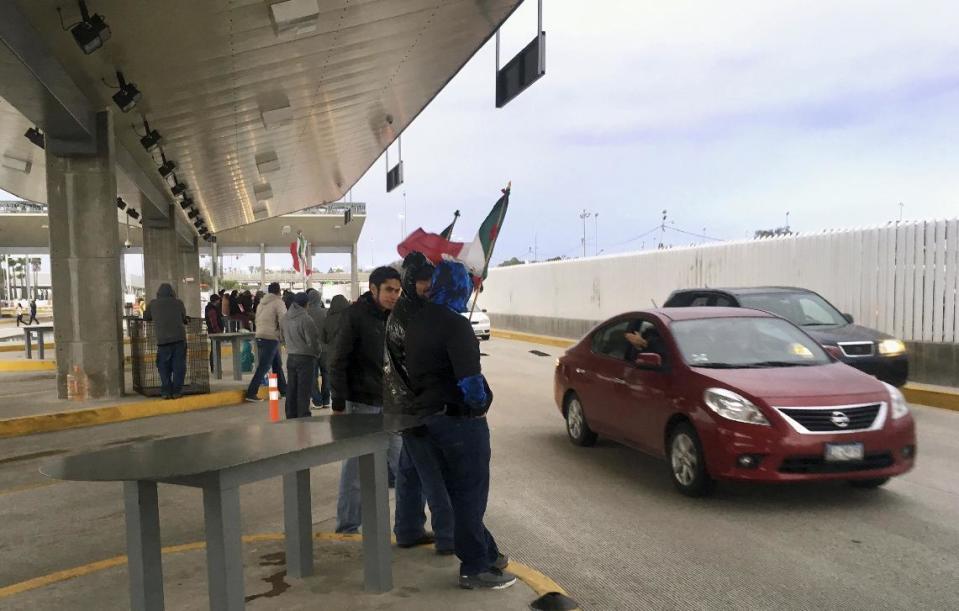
483;219;959;343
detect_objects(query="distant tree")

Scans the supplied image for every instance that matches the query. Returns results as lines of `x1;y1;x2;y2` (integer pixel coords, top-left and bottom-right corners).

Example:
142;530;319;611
754;227;794;239
546;256;564;262
498;257;524;267
327;266;345;273
221;279;240;291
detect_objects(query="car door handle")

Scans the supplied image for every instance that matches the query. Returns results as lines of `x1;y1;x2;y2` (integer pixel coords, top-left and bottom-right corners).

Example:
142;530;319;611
575;368;586;374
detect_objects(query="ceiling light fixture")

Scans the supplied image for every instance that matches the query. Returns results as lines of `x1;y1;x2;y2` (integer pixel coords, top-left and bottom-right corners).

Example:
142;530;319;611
126;208;140;220
171;182;187;197
138;118;161;152
24;127;45;150
193;219;204;229
179;197;194;210
109;71;141;112
187;209;200;219
59;0;111;55
157;152;176;178
116;197;126;210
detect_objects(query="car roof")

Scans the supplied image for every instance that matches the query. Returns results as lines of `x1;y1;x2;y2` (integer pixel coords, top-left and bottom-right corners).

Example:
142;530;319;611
640;307;776;321
671;286;812;296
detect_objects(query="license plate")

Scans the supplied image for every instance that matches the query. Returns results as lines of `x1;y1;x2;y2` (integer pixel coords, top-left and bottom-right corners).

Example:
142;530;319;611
824;442;864;462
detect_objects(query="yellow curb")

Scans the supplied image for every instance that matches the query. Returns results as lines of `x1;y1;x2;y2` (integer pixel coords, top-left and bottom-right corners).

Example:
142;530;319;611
902;384;959;413
0;388;265;438
491;329;575;349
0;531;568;600
0;342;55;353
0;359;57;372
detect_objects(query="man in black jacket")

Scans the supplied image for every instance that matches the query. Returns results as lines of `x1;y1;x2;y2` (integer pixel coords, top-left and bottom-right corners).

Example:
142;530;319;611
331;266;403;534
406;260;515;590
384;252;455;554
143;283;189;400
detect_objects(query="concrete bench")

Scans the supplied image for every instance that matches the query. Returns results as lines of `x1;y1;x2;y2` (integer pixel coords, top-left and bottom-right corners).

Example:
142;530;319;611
41;414;419;610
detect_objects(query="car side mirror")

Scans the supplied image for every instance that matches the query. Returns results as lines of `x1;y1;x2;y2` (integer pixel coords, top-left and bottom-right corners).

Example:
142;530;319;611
824;345;844;360
635;352;663;369
843;313;854;324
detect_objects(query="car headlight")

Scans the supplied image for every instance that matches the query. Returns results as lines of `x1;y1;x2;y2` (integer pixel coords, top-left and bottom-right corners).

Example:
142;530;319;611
878;339;906;356
884;382;910;419
703;388;770;425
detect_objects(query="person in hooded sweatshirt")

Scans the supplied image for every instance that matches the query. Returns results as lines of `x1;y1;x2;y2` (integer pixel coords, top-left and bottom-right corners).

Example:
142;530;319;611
321;294;349;405
143;283;189;399
384;252;456;554
282;292;321;419
405;260;515;590
304;288;330;408
245;282;288;401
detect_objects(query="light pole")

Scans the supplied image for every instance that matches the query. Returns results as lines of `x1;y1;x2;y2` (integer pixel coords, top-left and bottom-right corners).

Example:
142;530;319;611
898;202;904;222
579;209;592;257
594;213;600;256
785;211;790;232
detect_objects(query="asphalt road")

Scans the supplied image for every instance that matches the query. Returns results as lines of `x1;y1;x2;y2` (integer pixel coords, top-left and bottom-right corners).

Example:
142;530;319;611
1;337;957;610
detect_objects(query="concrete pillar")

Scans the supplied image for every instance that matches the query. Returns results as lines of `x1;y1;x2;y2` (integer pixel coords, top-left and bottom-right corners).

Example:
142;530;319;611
179;237;201;317
142;204;181;303
211;241;219;294
46;110;124;399
259;243;266;290
350;242;359;301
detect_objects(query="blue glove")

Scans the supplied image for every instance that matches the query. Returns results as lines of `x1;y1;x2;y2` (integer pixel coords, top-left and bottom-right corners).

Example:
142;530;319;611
457;374;489;412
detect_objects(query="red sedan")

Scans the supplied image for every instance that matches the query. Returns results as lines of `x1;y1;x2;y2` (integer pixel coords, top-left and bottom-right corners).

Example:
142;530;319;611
554;307;916;496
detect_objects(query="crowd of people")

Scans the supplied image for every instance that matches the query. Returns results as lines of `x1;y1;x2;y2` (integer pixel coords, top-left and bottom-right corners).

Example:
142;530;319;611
140;254;512;590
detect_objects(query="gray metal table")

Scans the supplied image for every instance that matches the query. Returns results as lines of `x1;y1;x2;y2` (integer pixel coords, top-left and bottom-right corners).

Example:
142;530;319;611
41;414;419;611
208;332;254;381
23;325;53;359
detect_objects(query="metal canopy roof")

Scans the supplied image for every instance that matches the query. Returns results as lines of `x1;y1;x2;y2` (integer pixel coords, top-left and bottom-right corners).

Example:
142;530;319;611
0;0;522;235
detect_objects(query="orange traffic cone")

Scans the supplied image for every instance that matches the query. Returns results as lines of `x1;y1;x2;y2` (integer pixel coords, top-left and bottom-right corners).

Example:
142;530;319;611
268;373;280;422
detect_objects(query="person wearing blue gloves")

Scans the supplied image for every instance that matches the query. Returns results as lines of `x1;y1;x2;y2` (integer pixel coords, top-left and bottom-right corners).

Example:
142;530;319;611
405;260;515;591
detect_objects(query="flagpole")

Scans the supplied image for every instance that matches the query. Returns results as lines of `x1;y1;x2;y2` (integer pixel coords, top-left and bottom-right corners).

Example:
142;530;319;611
469;182;510;322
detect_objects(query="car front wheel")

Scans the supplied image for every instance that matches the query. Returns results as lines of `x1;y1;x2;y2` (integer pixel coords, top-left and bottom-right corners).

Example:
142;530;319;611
668;422;713;497
565;394;597;447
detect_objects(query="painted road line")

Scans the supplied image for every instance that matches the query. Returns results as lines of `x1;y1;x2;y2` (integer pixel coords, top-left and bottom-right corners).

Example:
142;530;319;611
0;532;568;600
491;329;575;349
0;359;56;372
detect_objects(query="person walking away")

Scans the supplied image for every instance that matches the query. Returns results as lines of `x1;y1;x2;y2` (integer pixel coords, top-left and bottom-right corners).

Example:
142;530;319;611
406;260;515;590
245;282;288;401
205;294;223;372
236;290;254;330
330;266;403;534
28;299;39;325
305;288;330;408
321;294;349;405
281;292;320;418
143;283;189;400
15;302;24;327
384;252;455;554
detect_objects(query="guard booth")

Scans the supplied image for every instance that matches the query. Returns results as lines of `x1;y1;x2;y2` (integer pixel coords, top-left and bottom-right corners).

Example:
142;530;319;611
128;318;210;396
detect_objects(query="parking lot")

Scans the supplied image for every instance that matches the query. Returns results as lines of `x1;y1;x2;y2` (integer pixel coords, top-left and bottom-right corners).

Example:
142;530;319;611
1;337;958;610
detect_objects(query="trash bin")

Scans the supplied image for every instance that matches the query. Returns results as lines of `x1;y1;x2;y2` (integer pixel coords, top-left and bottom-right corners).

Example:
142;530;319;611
129;317;211;396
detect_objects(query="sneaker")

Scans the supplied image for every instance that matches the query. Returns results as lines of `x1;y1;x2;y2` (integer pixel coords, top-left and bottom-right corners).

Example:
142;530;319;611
397;533;435;549
244;396;262;403
459;568;517;590
493;553;509;570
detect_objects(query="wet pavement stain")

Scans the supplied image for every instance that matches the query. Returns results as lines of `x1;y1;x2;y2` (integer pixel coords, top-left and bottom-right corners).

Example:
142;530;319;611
529;349;551;357
259;551;286;566
246;552;291;603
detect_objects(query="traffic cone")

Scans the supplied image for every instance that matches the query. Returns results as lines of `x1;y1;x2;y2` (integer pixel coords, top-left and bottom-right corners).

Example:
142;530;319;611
268;373;280;422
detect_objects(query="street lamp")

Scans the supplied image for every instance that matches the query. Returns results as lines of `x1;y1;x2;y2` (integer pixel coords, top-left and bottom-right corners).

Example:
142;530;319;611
579;209;592;257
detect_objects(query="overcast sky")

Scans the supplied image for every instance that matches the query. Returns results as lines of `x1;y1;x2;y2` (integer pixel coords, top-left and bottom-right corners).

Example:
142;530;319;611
6;0;959;273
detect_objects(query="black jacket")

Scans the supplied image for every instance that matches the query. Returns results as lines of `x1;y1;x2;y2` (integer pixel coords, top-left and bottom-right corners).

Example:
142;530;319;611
329;292;389;411
384;254;433;415
143;283;188;345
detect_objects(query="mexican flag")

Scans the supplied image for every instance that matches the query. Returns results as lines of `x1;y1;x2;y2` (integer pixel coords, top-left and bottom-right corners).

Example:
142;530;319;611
290;232;311;275
397;185;510;279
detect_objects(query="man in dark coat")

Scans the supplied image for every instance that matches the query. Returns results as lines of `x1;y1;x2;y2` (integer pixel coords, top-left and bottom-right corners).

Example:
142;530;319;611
143;283;188;399
406;260;514;590
305;288;330;408
330;266;403;534
384;252;455;553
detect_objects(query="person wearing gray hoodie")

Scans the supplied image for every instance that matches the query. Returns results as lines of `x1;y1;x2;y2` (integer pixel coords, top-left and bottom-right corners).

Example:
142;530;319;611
282;292;321;418
305;288;330;408
245;282;288;401
143;283;188;399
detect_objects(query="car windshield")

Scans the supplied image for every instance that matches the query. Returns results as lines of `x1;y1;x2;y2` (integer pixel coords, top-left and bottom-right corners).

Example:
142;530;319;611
671;317;830;368
737;292;847;326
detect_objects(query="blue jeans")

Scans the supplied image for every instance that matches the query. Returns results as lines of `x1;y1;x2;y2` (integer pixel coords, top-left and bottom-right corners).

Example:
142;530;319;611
423;413;501;575
311;356;330;406
335;401;402;534
395;431;455;550
156;341;186;397
245;338;287;399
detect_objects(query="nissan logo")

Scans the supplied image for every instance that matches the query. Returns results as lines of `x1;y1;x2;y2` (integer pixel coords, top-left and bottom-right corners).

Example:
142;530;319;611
830;411;851;428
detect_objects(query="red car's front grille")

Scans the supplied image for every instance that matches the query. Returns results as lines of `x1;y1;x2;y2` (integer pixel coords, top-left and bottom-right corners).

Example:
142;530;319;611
778;452;894;474
779;404;881;432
